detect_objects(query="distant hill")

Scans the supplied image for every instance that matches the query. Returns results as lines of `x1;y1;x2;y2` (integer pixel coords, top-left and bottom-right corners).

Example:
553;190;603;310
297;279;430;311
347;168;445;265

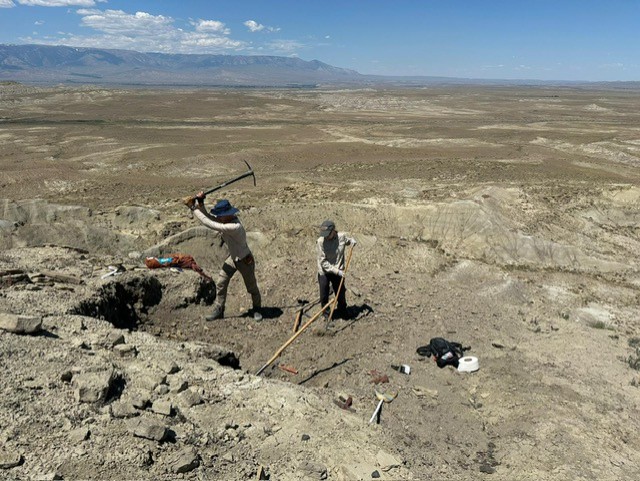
0;44;363;87
1;44;638;88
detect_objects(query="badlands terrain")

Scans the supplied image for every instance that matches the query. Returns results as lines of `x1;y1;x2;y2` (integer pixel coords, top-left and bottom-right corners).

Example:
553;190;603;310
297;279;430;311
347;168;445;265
1;82;640;480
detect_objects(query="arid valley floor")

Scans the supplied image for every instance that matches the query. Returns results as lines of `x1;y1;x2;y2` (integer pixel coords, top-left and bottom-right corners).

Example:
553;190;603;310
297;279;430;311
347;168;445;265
1;83;640;480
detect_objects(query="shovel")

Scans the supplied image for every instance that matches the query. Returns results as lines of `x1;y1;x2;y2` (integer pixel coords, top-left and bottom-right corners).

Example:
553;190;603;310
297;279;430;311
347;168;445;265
368;389;397;424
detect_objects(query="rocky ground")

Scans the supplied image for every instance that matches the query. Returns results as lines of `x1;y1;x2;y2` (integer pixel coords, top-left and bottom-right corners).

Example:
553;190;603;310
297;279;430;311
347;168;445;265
1;84;640;480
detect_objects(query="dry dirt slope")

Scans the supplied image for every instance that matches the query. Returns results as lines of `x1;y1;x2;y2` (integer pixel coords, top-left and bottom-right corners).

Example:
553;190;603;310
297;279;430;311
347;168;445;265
1;84;640;480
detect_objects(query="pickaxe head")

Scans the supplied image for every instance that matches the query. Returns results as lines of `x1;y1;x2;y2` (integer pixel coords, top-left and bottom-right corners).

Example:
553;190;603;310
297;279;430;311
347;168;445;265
243;160;257;187
203;160;256;196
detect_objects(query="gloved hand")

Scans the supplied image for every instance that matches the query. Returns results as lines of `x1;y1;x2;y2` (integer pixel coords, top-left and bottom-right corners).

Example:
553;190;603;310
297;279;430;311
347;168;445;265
337;269;344;277
195;191;206;203
351;239;357;246
183;196;196;209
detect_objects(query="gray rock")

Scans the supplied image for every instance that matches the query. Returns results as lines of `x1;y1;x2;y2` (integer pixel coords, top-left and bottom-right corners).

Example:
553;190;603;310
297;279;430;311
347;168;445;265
299;461;327;480
154;384;170;396
106;331;125;347
114;344;137;358
0;219;18;232
221;452;234;463
167;446;200;474
169;378;189;393
178;389;203;408
130;391;151;409
24;379;43;390
157;360;180;375
0;313;42;334
69;427;90;443
0;270;29;287
73;368;116;404
376;450;401;472
151;400;173;416
137;372;167;391
71;339;90;350
129;418;167;442
110;401;139;419
0;451;23;469
35;472;64;480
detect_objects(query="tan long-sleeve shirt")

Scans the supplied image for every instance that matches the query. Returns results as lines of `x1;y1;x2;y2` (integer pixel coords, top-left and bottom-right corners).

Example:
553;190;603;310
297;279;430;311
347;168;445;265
317;232;356;275
194;210;251;261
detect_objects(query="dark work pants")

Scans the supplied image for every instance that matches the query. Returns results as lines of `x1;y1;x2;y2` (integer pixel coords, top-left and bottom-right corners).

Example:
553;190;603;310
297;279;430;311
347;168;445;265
318;272;347;313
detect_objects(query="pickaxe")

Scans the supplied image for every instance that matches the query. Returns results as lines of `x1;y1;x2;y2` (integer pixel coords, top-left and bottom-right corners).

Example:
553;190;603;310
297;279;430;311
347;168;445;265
203;160;256;196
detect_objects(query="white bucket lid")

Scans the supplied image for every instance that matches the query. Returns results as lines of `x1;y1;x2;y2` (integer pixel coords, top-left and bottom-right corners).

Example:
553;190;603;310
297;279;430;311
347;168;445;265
457;356;479;373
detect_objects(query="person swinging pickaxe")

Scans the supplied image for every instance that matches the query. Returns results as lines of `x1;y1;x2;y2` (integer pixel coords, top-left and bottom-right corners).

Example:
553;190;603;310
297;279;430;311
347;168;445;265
182;160;262;322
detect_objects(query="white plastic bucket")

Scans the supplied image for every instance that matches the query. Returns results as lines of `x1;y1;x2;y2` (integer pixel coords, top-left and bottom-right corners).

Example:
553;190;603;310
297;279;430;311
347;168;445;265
457;356;479;373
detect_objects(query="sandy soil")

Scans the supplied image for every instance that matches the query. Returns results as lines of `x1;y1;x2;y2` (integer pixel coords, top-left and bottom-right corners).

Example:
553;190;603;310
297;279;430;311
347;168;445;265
1;83;640;480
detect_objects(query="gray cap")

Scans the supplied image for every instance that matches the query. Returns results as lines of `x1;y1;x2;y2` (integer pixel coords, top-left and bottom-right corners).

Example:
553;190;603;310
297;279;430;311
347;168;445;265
319;220;335;237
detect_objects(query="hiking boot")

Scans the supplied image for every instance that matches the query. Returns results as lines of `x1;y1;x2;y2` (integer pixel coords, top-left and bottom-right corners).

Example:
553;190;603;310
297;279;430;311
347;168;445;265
250;308;263;322
205;305;224;321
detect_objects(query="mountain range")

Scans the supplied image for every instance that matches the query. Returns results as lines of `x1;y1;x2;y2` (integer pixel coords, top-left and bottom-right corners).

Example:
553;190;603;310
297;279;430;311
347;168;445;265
0;44;365;87
1;44;637;88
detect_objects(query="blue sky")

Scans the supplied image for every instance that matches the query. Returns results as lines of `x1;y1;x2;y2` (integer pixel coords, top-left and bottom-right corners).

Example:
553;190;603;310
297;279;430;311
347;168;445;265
0;0;638;81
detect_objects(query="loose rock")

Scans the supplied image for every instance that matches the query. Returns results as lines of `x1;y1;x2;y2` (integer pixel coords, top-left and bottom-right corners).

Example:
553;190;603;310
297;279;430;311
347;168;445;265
129;418;167;442
0;313;42;334
0;451;23;469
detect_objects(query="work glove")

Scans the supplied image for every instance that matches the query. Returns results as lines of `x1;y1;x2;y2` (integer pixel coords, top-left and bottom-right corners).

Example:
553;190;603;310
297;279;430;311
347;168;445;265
337;269;344;277
183;196;196;210
195;191;206;203
351;239;357;246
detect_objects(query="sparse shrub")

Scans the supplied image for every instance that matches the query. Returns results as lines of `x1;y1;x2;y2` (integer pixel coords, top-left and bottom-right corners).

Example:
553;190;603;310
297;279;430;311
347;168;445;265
628;337;640;348
628;347;640;371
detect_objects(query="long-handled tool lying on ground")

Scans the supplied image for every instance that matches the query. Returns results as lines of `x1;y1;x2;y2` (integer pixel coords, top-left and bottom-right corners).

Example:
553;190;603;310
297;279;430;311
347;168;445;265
256;245;355;375
292;297;321;332
256;299;334;376
369;389;398;424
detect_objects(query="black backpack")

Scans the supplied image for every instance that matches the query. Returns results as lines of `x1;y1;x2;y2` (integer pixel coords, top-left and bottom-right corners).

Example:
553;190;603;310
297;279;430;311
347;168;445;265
416;337;466;368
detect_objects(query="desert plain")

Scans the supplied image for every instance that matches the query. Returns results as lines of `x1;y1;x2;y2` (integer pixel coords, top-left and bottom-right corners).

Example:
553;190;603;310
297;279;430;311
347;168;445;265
1;82;640;480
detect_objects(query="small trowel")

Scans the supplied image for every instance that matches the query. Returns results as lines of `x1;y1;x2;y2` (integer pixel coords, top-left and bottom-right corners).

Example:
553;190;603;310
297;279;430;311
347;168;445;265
368;388;398;424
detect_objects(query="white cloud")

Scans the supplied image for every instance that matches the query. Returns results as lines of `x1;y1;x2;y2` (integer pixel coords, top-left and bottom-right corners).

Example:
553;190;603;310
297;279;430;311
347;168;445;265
0;0;15;8
18;0;97;6
77;9;175;37
244;20;280;33
244;20;264;32
18;8;247;54
265;39;304;55
599;62;624;69
34;20;44;25
193;19;230;35
181;33;243;49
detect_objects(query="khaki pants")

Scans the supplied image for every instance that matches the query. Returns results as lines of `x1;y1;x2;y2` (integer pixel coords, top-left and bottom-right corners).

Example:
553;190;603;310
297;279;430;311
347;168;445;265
214;254;261;310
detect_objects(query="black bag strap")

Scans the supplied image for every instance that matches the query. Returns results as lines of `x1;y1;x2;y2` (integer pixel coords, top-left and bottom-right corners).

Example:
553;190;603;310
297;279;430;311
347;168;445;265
416;338;469;358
